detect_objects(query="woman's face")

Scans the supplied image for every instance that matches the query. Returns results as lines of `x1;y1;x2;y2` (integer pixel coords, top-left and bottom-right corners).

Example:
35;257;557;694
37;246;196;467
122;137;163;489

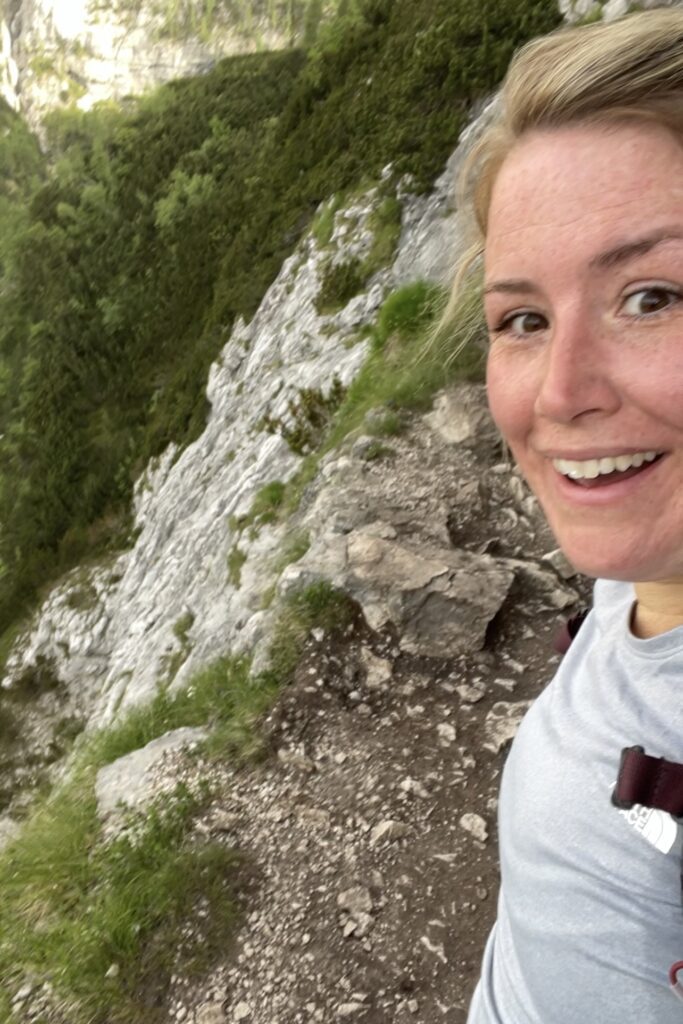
484;122;683;582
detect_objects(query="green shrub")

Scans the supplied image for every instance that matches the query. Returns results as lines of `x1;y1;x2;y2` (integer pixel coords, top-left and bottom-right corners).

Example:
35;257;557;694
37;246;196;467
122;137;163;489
249;480;286;523
315;256;366;313
172;609;195;644
374;279;442;349
273;529;310;572
267;580;356;682
227;544;247;587
361;440;395;461
311;192;342;247
364;409;404;437
363;194;402;276
262;377;346;455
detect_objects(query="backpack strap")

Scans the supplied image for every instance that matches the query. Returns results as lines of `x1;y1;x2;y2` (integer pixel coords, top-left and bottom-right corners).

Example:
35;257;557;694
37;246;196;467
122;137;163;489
612;745;683;817
553;606;590;655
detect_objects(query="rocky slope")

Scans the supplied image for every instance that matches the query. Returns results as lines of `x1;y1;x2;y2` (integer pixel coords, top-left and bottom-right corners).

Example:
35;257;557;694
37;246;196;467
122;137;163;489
0;0;321;137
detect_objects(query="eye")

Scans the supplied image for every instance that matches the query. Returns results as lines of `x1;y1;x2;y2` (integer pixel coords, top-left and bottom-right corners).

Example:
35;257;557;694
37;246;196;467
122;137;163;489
493;310;548;337
621;286;681;317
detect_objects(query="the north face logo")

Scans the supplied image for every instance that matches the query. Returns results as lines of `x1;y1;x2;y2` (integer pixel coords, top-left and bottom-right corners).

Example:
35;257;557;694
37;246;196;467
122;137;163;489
616;797;680;854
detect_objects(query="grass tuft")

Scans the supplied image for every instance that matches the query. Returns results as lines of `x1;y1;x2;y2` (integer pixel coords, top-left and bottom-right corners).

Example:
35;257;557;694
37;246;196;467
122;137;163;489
267;580;356;684
227;544;247;588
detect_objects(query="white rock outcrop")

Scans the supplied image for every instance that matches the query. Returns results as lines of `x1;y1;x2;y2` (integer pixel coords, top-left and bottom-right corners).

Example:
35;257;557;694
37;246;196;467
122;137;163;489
3;140;470;728
0;0;294;136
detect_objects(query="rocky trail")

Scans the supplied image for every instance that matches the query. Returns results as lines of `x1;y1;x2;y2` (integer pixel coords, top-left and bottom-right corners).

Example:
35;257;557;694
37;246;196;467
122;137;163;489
85;390;589;1024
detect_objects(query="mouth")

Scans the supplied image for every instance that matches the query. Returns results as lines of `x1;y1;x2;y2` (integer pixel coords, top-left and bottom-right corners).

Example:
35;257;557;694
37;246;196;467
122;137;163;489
551;450;666;489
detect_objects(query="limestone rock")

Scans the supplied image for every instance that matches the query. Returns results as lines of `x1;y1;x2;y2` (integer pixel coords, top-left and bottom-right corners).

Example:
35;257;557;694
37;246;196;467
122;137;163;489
360;648;393;690
346;532;514;658
483;701;533;754
543;548;578;580
95;726;207;821
369;819;410;846
423;386;497;448
459;812;488;843
337;886;373;916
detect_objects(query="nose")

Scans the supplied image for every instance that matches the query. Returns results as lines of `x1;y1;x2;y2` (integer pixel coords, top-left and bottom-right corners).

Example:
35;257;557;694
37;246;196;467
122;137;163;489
533;307;621;423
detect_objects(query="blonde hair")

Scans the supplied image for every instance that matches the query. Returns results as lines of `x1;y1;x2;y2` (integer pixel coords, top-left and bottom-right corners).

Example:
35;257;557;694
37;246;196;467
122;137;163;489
442;6;683;330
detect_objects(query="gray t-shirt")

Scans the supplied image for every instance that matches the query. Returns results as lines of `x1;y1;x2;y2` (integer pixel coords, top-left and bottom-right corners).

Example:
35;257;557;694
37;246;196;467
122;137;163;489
467;579;683;1024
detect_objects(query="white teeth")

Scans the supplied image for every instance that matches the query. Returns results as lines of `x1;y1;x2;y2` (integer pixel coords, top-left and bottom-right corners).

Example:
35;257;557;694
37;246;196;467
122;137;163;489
553;450;659;480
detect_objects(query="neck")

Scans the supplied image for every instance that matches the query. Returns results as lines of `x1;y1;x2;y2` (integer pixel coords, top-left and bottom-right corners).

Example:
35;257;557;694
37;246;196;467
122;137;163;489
632;580;683;639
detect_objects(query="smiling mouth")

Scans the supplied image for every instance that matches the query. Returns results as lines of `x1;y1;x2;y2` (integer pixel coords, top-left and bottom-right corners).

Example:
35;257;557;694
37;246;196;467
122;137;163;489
552;451;665;488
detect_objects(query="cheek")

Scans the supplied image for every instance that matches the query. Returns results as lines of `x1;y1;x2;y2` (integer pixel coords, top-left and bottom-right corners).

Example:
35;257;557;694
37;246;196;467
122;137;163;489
485;350;533;446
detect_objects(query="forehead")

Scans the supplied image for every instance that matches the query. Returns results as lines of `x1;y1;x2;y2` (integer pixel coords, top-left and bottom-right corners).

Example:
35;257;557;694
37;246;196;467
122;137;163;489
484;122;683;276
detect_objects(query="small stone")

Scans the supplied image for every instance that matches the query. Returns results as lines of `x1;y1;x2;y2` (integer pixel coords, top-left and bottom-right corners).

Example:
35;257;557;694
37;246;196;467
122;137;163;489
408;1000;419;1013
196;1005;226;1024
298;807;331;829
549;587;578;609
352;435;381;460
212;809;241;832
399;777;429;799
504;658;525;674
370;819;410;846
277;748;316;773
234;1002;252;1022
337;1003;366;1018
494;677;517;692
509;475;526;505
420;935;448;963
13;984;34;1004
459;812;488;843
353;912;375;938
361;648;392;690
456;682;485;703
338;886;372;915
437;722;456;745
484;701;533;753
105;963;120;979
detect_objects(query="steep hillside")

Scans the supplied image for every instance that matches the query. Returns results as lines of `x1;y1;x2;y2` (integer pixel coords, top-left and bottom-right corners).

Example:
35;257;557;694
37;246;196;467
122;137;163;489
0;0;561;644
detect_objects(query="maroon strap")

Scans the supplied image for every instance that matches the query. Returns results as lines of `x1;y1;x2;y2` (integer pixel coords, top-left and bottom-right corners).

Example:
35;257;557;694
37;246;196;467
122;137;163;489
553;607;590;655
612;746;683;816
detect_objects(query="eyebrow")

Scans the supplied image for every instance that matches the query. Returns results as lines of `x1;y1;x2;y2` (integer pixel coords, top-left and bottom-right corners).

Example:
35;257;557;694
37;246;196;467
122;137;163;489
589;228;683;270
483;228;683;297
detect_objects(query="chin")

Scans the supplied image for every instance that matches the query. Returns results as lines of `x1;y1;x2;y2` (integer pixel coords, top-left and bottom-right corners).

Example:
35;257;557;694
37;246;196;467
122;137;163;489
549;536;673;585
